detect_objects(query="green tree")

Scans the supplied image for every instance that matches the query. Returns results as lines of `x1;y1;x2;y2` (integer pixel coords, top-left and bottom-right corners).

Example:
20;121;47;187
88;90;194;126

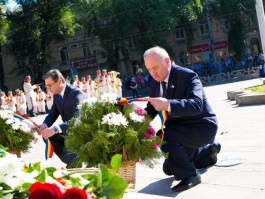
76;0;206;73
5;0;78;82
209;0;256;60
0;1;9;89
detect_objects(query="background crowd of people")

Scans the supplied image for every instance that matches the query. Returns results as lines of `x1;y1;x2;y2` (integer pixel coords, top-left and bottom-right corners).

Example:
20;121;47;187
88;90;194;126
187;53;265;77
0;69;125;117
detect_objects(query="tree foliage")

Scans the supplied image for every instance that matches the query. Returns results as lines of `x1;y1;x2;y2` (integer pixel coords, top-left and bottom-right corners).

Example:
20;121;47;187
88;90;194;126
0;1;9;89
1;0;207;79
76;0;206;71
5;0;78;82
209;0;256;59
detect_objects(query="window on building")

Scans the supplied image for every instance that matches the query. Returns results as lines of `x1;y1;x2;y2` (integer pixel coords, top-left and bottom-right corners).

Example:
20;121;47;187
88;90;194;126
199;21;209;35
58;47;68;62
82;43;91;57
175;28;186;40
129;36;137;48
179;51;188;65
224;20;230;32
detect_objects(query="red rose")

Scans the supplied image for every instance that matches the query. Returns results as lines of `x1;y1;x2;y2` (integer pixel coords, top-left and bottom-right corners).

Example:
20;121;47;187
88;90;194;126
29;182;62;199
61;188;93;199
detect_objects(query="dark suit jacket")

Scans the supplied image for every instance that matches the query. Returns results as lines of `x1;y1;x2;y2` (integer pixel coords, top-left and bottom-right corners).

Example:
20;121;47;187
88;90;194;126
44;84;87;135
145;64;218;147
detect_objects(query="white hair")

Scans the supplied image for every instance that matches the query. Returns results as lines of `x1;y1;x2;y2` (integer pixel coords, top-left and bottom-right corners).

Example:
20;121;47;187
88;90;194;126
143;46;170;60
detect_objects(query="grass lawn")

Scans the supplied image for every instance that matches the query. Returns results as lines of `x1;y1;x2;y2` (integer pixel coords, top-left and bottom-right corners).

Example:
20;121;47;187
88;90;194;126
245;84;265;93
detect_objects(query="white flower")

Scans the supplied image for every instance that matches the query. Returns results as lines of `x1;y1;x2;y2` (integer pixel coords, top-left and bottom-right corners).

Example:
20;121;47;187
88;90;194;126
0;154;24;177
16;171;36;187
0;176;19;189
5;118;15;125
0;110;13;120
99;93;118;104
74;118;81;126
102;112;128;127
13;118;21;124
129;111;145;123
19;122;31;133
0;154;37;189
80;97;97;106
12;122;20;130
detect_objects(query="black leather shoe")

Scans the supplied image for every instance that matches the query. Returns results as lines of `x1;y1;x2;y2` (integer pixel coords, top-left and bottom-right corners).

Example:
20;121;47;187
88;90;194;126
208;142;221;166
172;172;201;192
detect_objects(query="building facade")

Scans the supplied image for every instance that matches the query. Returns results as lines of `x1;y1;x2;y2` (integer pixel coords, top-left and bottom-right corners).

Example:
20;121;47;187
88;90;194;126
2;9;262;91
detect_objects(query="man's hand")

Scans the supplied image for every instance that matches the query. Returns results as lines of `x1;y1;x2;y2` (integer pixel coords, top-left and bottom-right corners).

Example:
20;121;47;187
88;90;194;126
41;127;56;140
148;97;169;111
38;123;47;135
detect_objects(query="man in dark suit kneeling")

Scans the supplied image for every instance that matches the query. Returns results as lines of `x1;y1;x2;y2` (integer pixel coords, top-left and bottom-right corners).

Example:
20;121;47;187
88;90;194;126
144;46;221;192
39;69;87;168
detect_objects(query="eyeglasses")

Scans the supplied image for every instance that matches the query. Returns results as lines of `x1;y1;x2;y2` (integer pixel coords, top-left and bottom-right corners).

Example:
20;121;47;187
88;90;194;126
45;81;57;88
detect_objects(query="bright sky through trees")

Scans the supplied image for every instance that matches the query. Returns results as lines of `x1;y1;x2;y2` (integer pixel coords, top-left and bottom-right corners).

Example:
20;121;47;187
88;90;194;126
6;0;17;10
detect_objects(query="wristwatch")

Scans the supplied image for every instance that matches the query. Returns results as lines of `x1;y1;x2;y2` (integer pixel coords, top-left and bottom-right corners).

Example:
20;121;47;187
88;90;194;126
53;126;60;134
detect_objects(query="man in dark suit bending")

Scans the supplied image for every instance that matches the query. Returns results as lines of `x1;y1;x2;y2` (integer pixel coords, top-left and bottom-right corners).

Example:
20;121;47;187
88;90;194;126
39;69;87;168
144;46;221;192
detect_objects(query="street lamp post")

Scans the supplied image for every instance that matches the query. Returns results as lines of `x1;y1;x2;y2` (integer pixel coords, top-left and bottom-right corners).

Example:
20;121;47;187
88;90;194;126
255;0;265;54
255;0;265;76
206;1;217;71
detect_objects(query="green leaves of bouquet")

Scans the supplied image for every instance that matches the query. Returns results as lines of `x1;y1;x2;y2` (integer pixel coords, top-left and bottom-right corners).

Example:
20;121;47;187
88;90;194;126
66;94;162;168
0;110;34;153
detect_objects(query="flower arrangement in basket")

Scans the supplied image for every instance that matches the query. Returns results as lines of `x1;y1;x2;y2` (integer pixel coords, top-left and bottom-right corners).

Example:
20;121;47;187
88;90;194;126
65;93;162;168
0;146;127;199
0;110;34;155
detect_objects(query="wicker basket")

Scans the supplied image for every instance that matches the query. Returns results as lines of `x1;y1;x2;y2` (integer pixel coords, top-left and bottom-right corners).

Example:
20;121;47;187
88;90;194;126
67;161;136;192
9;149;22;158
116;161;136;192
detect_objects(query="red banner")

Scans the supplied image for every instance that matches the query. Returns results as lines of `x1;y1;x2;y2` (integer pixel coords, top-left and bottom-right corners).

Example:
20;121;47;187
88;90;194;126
188;40;228;54
71;56;98;69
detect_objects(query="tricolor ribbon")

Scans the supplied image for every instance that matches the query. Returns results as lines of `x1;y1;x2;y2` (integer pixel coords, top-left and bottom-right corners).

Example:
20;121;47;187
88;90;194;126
116;97;168;140
116;97;129;105
158;110;168;140
13;111;54;160
128;98;149;103
13;111;39;129
44;139;54;160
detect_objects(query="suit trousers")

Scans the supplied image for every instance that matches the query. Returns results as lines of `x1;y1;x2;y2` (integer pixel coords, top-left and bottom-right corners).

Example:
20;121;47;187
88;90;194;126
49;133;77;166
161;125;216;180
